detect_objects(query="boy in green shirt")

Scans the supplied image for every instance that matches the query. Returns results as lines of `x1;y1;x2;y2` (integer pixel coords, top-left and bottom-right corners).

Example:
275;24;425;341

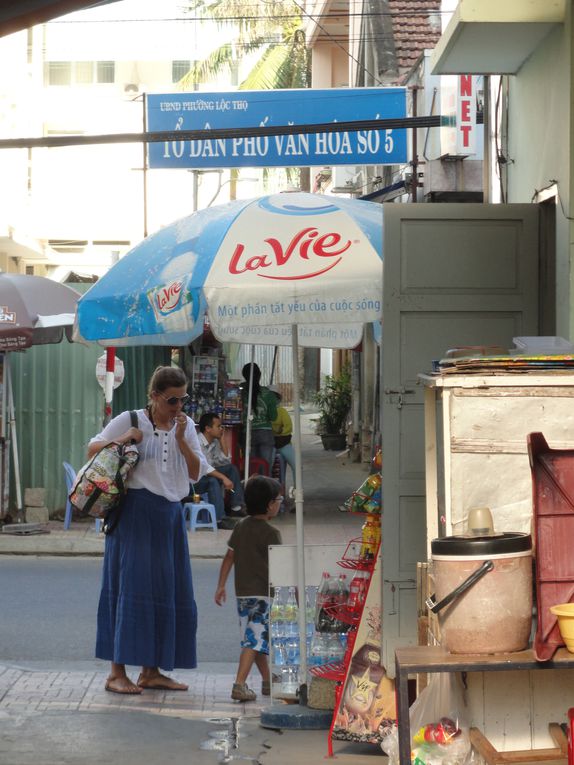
214;475;282;701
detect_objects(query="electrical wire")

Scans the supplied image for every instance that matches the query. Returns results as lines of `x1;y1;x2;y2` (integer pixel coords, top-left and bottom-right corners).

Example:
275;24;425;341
288;0;382;85
47;3;443;96
51;10;450;23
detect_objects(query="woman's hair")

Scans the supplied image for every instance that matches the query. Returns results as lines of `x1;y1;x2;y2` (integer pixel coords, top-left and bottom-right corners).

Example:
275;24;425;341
148;366;187;398
244;475;281;516
242;362;262;408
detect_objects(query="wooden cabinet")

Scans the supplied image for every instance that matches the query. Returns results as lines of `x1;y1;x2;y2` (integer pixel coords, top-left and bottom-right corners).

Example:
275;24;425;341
420;373;574;550
417;372;574;753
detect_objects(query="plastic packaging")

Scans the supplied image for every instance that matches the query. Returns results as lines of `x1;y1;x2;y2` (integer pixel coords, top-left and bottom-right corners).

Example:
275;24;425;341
315;572;333;631
381;673;470;765
348;570;368;612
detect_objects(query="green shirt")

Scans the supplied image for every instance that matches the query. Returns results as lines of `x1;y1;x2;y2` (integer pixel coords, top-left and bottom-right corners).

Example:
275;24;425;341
228;516;282;596
242;386;278;431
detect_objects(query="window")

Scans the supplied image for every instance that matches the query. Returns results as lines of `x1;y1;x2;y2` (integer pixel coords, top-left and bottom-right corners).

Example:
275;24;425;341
97;61;115;83
172;60;191;83
25;266;34;275
75;62;93;85
46;61;71;86
44;61;115;86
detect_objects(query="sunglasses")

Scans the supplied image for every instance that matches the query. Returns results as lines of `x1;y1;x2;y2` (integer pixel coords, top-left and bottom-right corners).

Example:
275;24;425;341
273;496;284;504
159;393;190;406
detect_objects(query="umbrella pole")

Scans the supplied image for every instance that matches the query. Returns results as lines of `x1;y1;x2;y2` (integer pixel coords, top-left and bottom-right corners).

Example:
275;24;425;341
270;345;278;385
291;324;308;704
243;346;255;484
6;355;23;519
103;347;116;427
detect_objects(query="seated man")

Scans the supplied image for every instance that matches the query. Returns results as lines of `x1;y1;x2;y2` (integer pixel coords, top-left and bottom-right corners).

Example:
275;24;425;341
193;412;246;529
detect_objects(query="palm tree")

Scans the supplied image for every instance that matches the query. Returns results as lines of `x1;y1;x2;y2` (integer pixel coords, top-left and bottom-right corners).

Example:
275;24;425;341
179;0;310;91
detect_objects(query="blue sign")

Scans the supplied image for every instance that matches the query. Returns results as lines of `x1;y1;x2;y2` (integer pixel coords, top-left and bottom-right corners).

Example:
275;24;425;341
146;88;406;169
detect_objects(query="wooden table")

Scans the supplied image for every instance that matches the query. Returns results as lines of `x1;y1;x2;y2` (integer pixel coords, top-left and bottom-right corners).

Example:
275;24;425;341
395;646;574;765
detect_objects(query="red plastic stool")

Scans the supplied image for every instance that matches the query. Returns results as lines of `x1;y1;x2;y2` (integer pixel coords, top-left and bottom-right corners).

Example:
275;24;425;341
568;708;574;765
239;456;269;476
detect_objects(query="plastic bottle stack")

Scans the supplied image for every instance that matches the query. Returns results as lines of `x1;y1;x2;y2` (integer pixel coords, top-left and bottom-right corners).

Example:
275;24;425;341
309;571;350;668
270;585;321;694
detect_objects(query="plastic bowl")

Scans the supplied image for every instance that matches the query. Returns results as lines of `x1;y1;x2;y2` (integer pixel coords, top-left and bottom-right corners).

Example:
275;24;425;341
550;603;574;651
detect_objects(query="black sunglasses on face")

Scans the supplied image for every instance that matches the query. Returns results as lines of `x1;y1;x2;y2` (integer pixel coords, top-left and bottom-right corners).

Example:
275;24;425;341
159;393;190;406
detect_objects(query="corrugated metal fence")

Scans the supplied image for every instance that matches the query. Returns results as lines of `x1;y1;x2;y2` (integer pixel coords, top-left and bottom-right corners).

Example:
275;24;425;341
10;341;169;515
233;344;295;403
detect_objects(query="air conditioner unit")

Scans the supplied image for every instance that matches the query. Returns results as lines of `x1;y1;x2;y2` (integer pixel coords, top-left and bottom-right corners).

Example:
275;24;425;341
331;166;363;194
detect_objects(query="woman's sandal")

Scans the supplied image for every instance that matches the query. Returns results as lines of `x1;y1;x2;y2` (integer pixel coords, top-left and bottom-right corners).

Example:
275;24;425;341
136;673;188;691
105;676;142;695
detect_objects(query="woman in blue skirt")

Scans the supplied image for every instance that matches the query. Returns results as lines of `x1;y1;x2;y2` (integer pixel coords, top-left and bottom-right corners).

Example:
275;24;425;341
88;366;210;695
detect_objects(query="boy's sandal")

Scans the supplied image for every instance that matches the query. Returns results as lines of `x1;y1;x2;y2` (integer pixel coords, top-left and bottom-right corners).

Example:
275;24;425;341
231;682;257;702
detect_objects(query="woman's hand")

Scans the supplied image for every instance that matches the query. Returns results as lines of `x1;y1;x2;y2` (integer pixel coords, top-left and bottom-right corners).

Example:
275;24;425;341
174;413;188;442
174;414;201;481
214;586;226;606
122;427;143;445
87;426;142;458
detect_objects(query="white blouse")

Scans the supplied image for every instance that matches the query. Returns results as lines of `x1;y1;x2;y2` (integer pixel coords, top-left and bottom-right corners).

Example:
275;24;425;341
89;409;210;502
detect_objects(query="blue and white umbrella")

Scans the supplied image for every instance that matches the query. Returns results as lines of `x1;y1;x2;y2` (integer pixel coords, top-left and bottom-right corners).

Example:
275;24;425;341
76;192;383;687
77;192;382;349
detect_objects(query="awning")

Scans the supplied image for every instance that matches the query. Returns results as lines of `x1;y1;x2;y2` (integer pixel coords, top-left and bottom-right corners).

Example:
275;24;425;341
0;1;121;38
431;0;566;75
360;180;406;203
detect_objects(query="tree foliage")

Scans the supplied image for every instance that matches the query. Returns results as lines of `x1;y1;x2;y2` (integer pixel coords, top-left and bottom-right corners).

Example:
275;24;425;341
179;0;310;90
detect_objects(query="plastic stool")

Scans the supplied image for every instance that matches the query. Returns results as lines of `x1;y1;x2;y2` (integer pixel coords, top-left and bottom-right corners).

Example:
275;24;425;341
239;456;270;476
183;502;217;532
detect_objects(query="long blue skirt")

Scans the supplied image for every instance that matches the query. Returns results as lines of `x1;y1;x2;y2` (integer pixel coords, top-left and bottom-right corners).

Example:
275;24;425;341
95;488;197;670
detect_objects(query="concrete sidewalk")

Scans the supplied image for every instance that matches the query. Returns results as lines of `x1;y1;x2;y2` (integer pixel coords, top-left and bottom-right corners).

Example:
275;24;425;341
0;416;386;764
0;662;385;764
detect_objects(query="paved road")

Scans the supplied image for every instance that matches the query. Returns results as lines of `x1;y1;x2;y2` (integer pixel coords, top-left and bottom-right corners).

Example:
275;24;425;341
0;556;238;669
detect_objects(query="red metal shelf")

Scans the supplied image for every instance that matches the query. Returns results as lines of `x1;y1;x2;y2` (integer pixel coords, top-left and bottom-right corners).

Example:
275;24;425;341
337;538;377;571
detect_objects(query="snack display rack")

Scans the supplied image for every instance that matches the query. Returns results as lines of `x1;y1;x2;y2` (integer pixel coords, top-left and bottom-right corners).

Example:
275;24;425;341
310;539;380;757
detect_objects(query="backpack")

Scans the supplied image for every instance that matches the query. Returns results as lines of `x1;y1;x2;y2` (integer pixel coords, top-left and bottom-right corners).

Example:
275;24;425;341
69;411;140;527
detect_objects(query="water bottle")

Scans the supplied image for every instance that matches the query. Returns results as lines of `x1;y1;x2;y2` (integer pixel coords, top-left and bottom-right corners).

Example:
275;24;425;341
326;633;343;662
305;586;316;640
273;640;287;667
285;635;300;666
270;587;285;641
309;631;326;667
284;586;299;638
281;665;299;694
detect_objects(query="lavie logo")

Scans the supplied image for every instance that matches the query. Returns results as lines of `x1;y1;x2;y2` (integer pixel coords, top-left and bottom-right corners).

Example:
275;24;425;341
149;281;183;314
228;227;352;280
